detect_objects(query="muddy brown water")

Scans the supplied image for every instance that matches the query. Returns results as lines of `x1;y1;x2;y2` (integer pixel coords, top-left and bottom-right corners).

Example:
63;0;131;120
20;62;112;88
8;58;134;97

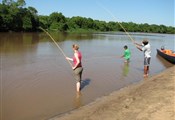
0;32;174;120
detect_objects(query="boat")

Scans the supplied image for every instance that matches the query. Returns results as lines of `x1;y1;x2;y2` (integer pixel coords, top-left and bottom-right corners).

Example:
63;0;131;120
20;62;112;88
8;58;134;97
157;49;175;64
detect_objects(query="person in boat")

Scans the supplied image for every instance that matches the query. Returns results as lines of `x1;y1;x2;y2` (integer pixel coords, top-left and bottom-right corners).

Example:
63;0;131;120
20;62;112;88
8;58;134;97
66;44;83;92
121;45;131;63
161;46;166;53
160;46;174;56
135;39;151;77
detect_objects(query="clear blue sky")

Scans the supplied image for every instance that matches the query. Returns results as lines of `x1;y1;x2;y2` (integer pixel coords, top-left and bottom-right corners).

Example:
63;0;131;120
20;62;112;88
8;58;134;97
2;0;175;27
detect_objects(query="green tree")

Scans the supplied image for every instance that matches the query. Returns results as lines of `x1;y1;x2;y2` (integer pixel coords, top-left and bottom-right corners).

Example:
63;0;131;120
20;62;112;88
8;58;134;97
49;12;66;23
0;0;174;33
16;0;26;7
67;17;79;30
1;0;25;31
28;7;39;31
2;0;14;6
39;15;50;29
49;12;66;31
2;0;25;7
86;18;95;29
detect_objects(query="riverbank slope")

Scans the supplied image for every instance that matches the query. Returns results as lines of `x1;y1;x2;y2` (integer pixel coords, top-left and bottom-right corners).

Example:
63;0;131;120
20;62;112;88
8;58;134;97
51;66;175;120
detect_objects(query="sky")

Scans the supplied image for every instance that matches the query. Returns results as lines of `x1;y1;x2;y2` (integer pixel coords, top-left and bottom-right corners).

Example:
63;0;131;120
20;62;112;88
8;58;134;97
1;0;175;27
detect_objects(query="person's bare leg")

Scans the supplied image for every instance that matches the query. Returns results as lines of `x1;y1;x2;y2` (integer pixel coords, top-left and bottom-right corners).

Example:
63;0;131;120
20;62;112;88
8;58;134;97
76;82;81;92
146;66;149;76
144;66;148;77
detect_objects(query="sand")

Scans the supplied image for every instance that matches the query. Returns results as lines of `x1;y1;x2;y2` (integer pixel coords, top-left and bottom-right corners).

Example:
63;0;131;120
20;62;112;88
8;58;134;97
50;66;175;120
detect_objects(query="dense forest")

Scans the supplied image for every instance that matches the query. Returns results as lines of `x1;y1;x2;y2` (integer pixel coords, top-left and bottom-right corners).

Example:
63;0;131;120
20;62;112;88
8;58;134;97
0;0;174;34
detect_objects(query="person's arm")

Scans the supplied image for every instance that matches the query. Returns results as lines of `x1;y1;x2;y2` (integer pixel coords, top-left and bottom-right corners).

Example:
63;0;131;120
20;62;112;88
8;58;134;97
72;53;80;70
136;45;143;51
66;57;73;61
134;41;143;51
121;54;124;58
134;42;142;46
121;51;125;58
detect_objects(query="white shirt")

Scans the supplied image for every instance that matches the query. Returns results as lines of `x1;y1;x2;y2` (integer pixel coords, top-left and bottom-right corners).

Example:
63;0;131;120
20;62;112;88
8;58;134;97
142;43;151;58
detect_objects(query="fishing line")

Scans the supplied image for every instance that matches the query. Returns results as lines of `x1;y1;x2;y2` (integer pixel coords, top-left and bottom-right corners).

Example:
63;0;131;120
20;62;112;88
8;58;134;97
83;55;117;62
96;1;136;46
39;27;72;67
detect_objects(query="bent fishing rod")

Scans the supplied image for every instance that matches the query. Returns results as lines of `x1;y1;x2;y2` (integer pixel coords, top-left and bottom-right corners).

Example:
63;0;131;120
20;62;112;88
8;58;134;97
39;27;72;67
96;2;136;46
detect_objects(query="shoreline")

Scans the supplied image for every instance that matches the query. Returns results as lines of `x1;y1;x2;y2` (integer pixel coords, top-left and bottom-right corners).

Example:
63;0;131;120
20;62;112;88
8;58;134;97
50;65;175;120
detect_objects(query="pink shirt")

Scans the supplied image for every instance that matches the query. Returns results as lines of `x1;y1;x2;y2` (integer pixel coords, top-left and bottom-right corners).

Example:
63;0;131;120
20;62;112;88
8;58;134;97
73;51;82;68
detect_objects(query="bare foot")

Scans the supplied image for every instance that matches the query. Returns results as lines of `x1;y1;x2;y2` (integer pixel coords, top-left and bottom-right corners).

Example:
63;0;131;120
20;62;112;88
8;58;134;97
143;74;148;78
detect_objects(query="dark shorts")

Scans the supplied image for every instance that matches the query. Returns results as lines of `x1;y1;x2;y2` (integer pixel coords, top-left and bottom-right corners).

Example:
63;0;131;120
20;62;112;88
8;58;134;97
73;67;83;82
144;57;151;66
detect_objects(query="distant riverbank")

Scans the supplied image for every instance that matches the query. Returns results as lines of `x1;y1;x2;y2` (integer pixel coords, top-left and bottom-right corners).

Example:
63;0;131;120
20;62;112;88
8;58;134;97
51;66;175;120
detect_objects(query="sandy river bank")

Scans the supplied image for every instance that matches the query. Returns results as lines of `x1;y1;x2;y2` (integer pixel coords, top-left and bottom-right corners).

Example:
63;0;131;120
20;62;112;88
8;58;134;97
50;66;175;120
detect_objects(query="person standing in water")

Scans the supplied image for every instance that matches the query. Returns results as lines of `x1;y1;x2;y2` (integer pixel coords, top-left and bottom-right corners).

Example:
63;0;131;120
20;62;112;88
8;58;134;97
121;45;131;63
66;44;83;92
135;39;151;77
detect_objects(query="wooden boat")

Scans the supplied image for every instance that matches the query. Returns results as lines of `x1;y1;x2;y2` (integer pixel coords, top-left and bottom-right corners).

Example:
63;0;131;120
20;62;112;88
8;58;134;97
157;49;175;64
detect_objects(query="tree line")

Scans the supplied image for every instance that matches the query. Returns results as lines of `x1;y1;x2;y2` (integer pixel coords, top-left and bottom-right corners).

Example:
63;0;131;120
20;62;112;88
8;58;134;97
0;0;174;34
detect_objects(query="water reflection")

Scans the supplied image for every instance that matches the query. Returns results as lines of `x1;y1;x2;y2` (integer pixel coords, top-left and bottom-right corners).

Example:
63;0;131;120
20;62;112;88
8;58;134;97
122;62;130;77
118;62;130;81
0;33;40;53
73;79;91;108
46;32;96;41
74;92;83;108
156;54;173;67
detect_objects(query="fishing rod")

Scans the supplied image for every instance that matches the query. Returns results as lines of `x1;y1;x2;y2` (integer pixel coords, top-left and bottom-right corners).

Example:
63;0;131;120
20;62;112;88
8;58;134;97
39;27;72;67
96;2;136;46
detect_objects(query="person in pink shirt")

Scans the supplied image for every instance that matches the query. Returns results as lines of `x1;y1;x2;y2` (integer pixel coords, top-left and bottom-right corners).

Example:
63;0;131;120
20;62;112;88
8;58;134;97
66;44;83;92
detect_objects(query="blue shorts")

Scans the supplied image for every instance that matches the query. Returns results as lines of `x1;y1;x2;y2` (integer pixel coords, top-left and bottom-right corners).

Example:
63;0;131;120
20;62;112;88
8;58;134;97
144;57;151;66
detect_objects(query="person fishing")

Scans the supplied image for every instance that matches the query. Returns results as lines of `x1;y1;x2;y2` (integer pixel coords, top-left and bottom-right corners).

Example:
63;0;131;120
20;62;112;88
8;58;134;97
135;39;151;77
121;45;131;63
39;28;83;92
66;44;83;92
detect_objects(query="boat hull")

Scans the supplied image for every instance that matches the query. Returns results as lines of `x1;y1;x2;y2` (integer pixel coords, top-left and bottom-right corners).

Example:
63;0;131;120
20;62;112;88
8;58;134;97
157;49;175;64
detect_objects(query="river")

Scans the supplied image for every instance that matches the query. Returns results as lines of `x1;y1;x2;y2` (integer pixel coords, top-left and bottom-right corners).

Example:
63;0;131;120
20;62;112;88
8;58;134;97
0;32;174;120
